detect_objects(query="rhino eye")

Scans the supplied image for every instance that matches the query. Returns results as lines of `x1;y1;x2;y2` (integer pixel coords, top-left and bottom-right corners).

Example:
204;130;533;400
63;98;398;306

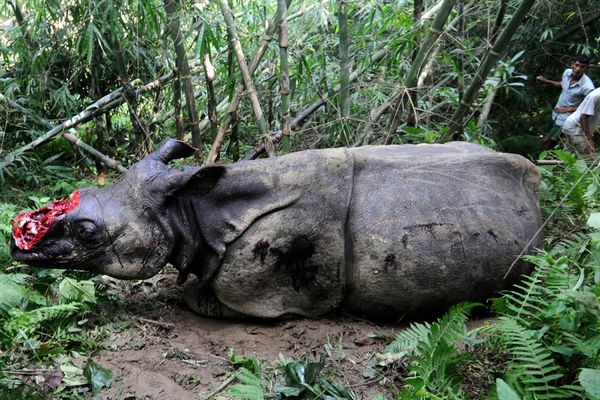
74;220;100;242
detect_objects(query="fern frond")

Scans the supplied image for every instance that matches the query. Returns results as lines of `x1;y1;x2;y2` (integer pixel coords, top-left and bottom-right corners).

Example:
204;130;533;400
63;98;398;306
9;304;80;328
0;274;29;314
387;321;432;354
58;278;96;304
411;302;479;395
496;317;570;399
227;368;264;400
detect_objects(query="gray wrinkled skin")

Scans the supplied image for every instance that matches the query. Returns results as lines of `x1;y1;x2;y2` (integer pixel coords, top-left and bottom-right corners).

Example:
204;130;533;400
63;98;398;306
11;140;542;320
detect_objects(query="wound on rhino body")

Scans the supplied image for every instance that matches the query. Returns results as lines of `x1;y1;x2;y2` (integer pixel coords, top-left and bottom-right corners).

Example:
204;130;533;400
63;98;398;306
252;240;270;263
12;191;80;250
270;235;317;291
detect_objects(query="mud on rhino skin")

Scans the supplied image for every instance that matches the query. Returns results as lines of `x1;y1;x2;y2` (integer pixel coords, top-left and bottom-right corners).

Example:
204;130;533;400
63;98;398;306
11;140;543;320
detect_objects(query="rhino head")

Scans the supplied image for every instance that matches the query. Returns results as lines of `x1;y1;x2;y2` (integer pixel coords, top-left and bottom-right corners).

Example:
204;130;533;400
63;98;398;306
10;140;223;280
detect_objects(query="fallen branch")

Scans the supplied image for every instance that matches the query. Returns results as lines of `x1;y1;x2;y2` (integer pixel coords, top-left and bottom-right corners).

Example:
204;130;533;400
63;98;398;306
0;62;201;171
244;46;390;160
199;375;236;400
0;94;126;173
63;131;126;173
206;0;291;164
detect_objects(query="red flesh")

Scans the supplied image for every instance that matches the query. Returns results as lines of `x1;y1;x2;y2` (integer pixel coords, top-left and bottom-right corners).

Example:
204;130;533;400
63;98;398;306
12;191;80;250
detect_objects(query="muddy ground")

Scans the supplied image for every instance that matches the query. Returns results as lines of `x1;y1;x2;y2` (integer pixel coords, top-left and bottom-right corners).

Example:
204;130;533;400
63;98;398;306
95;267;404;399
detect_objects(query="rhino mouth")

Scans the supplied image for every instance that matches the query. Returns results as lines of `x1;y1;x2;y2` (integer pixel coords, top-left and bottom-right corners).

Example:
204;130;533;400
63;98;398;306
10;238;90;269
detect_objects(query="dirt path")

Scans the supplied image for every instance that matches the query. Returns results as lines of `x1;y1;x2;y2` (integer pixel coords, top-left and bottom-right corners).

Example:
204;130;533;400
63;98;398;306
96;268;402;399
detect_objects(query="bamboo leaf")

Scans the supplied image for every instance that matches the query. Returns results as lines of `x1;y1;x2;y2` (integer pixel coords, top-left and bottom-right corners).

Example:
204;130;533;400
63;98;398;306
579;369;600;399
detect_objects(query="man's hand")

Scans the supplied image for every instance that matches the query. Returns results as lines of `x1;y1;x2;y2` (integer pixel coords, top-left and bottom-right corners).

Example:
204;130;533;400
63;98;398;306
584;138;596;154
537;76;561;88
554;106;573;113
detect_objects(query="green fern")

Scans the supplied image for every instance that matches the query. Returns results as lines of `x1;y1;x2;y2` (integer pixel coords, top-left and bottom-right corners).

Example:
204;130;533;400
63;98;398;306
495;317;571;399
411;302;479;394
58;277;96;304
386;321;432;354
227;367;264;400
6;304;81;336
0;274;29;314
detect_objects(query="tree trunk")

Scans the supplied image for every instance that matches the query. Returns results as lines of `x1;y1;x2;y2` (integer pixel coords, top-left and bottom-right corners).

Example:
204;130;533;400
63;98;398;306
445;0;536;140
7;0;36;51
338;0;350;119
204;49;218;141
218;0;269;138
172;68;185;140
387;0;457;138
165;0;203;156
279;0;291;153
206;0;290;164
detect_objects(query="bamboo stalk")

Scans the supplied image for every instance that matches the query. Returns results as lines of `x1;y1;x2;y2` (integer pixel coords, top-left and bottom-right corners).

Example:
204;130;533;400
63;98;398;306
445;0;536;140
387;0;457;137
165;0;203;155
206;0;291;164
338;0;350;118
63;131;127;173
0;94;126;173
279;0;291;152
244;45;390;160
204;49;218;141
218;0;269;138
0;63;188;171
456;0;465;139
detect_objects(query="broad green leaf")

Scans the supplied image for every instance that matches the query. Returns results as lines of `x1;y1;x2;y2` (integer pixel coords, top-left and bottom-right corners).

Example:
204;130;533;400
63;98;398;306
0;274;28;314
58;278;96;304
587;213;600;230
83;359;113;395
60;363;87;387
496;378;521;400
579;369;600;399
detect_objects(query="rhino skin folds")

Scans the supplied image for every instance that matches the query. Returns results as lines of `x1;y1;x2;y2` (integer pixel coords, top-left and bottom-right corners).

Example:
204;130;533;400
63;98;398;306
11;140;543;321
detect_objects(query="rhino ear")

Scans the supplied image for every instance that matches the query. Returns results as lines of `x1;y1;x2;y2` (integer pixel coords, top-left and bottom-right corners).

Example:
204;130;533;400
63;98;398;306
163;165;226;198
149;139;198;164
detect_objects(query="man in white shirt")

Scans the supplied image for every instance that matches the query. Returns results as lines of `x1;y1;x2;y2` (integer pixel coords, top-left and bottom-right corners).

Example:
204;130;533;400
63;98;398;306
562;88;600;154
537;55;595;127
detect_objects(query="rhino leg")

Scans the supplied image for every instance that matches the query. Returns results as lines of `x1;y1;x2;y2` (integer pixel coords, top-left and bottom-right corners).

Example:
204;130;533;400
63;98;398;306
182;277;245;319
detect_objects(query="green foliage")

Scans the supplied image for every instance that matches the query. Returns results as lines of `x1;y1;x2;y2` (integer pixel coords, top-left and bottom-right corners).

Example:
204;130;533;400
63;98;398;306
579;368;600;399
274;360;357;400
228;367;265;400
83;359;113;396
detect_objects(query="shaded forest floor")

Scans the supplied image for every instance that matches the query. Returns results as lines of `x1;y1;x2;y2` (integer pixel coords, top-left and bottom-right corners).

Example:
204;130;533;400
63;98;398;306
94;267;401;399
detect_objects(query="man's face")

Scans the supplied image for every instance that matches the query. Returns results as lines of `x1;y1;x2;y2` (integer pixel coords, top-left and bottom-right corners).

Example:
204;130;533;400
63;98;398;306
571;60;588;79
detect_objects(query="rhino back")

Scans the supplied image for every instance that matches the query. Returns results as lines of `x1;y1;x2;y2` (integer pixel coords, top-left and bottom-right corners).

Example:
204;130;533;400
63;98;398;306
210;148;353;318
343;142;542;318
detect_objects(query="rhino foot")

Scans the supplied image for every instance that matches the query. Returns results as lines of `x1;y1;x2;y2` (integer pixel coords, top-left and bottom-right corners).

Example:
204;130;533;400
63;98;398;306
182;276;244;319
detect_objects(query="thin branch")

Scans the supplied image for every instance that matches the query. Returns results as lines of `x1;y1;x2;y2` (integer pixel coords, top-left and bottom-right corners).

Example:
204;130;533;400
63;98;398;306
279;0;291;152
244;46;390;160
165;0;203;154
218;0;269;137
206;0;291;164
0;94;126;173
445;0;536;140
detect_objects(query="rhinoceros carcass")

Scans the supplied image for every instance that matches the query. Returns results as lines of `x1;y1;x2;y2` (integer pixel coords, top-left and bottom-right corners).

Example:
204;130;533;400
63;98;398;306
11;140;542;320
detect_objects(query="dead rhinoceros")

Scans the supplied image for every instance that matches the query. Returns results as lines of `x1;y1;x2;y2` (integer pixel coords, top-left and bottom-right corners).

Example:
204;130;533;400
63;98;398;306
11;140;542;320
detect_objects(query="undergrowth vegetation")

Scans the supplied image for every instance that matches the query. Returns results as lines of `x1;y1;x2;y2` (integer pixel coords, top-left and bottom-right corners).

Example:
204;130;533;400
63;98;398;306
0;174;116;399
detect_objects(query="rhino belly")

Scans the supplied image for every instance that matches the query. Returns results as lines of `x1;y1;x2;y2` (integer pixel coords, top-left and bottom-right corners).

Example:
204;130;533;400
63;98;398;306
343;144;542;319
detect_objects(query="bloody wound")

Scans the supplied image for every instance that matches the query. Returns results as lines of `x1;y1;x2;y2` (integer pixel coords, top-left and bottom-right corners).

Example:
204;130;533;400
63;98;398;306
12;191;80;250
